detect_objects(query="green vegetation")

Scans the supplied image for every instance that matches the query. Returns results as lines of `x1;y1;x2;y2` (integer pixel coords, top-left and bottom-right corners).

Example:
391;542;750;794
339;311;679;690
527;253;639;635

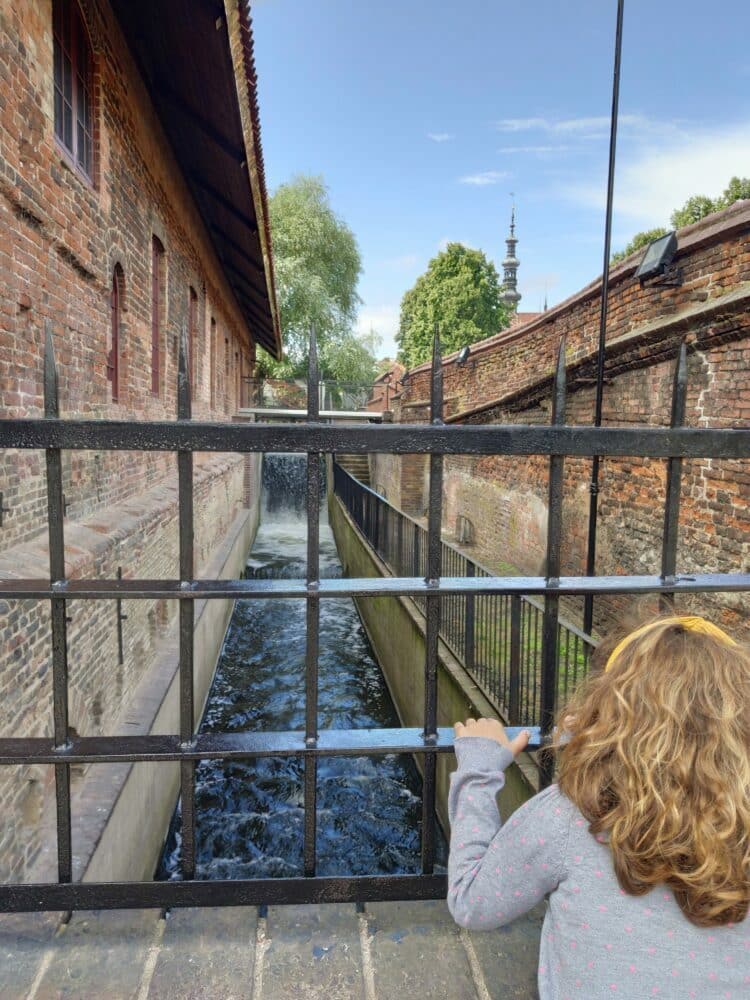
259;175;379;384
612;175;750;263
396;242;512;367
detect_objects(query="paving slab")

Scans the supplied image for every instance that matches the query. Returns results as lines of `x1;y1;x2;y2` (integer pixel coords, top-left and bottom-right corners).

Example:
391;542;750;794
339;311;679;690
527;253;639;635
0;912;61;999
468;904;544;999
262;903;364;1000
147;907;257;999
34;909;159;1000
366;899;476;999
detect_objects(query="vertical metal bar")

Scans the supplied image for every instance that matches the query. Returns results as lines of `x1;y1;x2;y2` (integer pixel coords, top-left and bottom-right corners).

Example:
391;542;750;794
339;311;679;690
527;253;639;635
396;509;404;575
305;327;321;878
583;0;625;636
509;595;521;723
177;326;196;880
422;329;443;875
44;324;72;885
660;341;688;612
540;339;567;786
116;566;127;665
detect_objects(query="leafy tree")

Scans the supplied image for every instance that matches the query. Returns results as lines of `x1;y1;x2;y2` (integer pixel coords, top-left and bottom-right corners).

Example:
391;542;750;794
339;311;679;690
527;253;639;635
612;176;750;262
258;175;375;382
396;243;512;368
320;327;381;385
719;175;750;206
611;227;669;264
670;194;716;229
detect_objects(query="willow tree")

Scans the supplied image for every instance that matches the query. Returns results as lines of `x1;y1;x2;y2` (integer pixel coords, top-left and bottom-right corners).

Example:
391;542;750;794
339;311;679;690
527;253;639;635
259;175;376;383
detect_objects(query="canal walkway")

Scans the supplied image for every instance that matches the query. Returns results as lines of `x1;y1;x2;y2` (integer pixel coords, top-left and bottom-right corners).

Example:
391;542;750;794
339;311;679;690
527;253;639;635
2;899;543;999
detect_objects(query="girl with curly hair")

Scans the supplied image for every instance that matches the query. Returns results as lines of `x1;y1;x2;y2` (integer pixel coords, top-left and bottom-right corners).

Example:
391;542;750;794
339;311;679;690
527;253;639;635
448;616;750;997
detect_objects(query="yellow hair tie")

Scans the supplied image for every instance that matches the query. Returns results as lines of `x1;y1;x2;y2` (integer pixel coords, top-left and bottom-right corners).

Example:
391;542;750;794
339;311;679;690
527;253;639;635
604;616;736;673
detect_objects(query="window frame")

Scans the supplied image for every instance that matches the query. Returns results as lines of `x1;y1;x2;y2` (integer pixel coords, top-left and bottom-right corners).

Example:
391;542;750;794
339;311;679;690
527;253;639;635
108;266;124;404
188;287;198;395
53;0;95;182
151;237;165;397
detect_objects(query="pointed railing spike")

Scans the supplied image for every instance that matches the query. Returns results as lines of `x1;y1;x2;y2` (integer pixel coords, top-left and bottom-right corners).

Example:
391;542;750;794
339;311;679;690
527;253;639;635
430;325;443;424
177;324;191;421
44;321;59;419
307;325;319;420
671;339;688;427
660;338;689;607
552;335;567;425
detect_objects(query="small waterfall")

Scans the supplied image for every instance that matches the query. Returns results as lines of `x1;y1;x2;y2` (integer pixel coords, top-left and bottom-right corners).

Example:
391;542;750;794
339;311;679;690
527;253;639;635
261;453;308;518
157;451;445;881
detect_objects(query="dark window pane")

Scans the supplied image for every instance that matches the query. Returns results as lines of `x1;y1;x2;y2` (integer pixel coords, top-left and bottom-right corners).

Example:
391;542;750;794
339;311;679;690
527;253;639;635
63;101;73;151
54;41;61;90
54;87;63;139
63;55;72;103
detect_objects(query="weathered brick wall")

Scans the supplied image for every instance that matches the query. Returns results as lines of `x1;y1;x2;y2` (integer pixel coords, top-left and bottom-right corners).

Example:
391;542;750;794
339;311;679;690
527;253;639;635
376;205;750;635
0;452;250;881
398;202;750;417
0;1;268;880
0;0;257;553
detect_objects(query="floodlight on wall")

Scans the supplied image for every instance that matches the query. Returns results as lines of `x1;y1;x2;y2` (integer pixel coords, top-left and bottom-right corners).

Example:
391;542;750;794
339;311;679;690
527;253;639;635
634;230;682;287
456;346;471;365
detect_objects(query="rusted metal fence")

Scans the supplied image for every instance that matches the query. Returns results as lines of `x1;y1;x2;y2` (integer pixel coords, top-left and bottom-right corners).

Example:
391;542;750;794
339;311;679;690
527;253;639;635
0;326;748;913
333;462;596;726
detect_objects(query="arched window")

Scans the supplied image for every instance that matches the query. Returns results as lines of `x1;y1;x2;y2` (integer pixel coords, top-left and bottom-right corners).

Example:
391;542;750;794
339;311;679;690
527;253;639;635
210;317;217;409
108;265;124;402
151;237;165;396
53;0;94;178
188;286;198;392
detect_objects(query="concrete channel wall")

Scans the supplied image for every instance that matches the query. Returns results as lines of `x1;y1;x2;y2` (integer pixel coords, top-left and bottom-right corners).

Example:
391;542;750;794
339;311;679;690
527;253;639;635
328;486;536;834
74;473;262;884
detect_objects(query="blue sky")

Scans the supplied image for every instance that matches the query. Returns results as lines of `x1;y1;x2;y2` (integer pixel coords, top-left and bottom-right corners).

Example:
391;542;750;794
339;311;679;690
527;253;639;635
251;0;750;359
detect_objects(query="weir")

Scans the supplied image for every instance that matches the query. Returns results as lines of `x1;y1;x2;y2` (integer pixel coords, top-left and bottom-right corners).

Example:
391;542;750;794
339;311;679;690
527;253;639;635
158;453;444;880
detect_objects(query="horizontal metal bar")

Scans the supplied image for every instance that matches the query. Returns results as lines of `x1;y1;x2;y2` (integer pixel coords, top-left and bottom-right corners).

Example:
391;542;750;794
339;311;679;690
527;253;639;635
2;419;750;459
0;726;544;765
0;873;448;913
1;573;748;602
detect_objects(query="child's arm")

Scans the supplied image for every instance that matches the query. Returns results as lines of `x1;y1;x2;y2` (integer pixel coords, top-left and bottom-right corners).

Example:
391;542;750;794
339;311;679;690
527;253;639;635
448;735;570;930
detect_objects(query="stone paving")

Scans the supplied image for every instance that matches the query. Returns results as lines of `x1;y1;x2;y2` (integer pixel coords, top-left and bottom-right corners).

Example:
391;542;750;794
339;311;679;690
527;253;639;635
1;900;543;999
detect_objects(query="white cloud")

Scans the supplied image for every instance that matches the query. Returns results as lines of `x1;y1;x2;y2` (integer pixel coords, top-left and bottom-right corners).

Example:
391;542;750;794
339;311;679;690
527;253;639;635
495;114;684;142
563;120;750;225
428;132;454;143
495;117;550;132
499;145;572;155
459;170;510;186
357;304;400;359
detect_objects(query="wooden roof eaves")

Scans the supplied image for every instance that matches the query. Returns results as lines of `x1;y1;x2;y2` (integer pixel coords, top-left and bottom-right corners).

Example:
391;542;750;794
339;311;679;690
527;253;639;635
223;0;283;362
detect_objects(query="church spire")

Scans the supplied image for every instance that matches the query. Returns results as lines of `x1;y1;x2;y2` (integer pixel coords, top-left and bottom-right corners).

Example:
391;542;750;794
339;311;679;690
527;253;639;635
501;202;522;311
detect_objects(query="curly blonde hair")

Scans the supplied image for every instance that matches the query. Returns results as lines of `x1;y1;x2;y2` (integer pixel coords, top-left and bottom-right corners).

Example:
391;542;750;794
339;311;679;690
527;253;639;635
556;617;750;927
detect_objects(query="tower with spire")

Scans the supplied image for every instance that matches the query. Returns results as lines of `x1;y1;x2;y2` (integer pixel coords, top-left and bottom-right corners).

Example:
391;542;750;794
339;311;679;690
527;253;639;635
501;204;522;310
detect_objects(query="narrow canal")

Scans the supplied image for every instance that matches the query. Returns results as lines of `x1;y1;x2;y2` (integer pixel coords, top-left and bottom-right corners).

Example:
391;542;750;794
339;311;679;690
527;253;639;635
158;455;444;880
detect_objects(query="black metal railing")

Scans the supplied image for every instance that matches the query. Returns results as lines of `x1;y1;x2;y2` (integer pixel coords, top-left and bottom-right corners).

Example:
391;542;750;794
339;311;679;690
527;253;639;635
333;462;595;727
1;323;749;913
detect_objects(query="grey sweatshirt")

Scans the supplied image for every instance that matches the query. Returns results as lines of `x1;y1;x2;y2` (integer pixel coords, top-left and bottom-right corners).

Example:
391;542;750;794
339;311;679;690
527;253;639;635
448;737;749;999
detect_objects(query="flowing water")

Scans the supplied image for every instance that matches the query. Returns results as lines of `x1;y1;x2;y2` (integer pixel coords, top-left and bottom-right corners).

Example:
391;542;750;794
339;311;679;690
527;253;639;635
158;454;444;879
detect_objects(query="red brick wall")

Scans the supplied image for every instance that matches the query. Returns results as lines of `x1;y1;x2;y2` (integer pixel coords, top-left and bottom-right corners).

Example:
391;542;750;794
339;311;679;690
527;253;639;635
375;204;750;635
0;1;267;880
0;0;258;553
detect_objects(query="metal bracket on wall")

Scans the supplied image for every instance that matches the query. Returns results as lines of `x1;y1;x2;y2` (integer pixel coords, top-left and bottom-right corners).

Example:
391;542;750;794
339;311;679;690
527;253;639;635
116;566;128;665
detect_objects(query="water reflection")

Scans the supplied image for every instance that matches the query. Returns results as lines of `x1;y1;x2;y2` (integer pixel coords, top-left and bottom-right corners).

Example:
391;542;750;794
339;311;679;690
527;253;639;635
158;455;444;879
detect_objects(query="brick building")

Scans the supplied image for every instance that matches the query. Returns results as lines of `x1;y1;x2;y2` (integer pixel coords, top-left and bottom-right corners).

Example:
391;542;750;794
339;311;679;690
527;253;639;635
0;1;281;880
375;201;750;634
